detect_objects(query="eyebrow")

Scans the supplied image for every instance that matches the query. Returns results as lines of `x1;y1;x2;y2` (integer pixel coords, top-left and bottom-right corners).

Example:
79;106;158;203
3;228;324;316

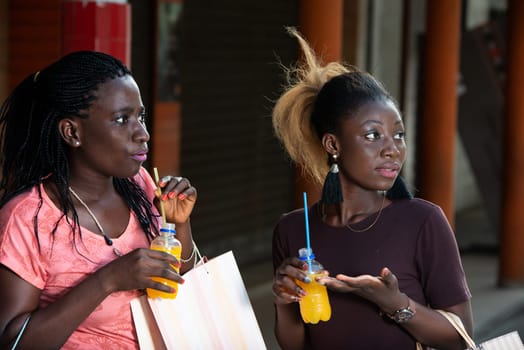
360;119;404;127
112;106;145;114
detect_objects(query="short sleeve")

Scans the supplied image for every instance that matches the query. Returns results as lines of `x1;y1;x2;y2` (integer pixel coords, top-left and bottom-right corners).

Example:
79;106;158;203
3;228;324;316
272;218;288;272
416;205;471;308
271;209;304;272
0;197;48;289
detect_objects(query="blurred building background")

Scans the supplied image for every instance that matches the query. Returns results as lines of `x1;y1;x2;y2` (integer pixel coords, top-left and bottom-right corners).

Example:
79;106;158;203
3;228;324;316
1;0;524;286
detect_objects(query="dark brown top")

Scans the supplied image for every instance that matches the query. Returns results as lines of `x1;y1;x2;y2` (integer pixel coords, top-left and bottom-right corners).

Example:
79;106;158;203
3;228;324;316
273;198;471;349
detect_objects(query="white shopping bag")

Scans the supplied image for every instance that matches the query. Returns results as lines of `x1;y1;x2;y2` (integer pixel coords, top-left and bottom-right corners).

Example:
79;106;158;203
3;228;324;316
418;310;524;350
479;331;524;349
131;250;267;350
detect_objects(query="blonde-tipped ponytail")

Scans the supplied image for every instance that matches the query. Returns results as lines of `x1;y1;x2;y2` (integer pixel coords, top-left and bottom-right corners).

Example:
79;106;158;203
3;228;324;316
272;27;350;185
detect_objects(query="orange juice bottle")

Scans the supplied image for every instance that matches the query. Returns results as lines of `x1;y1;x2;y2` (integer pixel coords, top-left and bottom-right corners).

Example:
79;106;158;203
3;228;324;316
146;222;182;299
295;247;331;324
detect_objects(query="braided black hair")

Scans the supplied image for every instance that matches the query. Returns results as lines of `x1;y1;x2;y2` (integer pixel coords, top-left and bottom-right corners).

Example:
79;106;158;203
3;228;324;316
0;51;159;248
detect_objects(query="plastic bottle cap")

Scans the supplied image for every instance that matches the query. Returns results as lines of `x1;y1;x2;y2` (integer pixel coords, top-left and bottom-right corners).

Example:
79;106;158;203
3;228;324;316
160;222;176;235
298;247;315;260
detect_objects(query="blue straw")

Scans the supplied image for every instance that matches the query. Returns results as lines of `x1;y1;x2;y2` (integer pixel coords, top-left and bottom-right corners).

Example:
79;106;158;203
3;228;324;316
303;192;313;273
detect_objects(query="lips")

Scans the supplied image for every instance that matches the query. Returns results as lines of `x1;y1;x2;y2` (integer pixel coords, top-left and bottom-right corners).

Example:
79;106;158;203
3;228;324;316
131;150;148;162
376;163;400;179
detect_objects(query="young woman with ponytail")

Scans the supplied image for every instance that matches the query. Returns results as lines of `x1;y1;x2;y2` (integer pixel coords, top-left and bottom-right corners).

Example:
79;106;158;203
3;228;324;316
271;28;472;350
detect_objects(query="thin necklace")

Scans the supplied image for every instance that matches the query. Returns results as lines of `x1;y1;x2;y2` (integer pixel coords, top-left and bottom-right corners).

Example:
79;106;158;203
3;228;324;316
69;187;122;256
345;192;386;233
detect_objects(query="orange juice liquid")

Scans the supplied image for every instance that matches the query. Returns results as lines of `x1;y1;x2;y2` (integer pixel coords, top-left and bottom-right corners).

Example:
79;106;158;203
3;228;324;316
296;272;331;324
146;245;182;299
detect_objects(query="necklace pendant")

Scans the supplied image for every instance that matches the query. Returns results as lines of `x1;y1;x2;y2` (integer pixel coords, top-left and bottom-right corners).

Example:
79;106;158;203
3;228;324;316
69;186;115;247
103;235;113;246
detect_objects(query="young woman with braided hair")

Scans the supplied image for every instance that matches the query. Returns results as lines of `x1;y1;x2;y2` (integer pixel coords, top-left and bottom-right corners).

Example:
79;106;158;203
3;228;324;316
271;28;473;349
0;51;198;349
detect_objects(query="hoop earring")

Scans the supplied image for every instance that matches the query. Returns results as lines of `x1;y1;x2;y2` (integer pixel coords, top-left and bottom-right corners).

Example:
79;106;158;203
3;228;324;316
321;154;343;205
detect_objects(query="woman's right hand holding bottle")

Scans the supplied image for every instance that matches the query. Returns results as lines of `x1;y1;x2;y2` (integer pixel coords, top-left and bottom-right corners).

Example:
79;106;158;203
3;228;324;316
272;257;311;304
95;248;184;295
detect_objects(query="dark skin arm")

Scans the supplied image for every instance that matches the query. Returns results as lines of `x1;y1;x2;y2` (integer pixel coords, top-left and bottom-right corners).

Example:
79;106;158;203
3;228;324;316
155;175;198;273
321;268;473;350
273;258;473;350
0;175;198;349
272;257;310;350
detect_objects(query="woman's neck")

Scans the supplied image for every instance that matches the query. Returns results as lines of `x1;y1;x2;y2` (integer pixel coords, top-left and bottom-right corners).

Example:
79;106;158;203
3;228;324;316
68;169;116;200
320;191;389;227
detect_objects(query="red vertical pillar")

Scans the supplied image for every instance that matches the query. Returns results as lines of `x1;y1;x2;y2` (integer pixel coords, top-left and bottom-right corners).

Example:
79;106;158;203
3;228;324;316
151;1;183;176
499;0;524;285
62;0;131;67
7;0;62;91
418;0;461;226
296;0;343;208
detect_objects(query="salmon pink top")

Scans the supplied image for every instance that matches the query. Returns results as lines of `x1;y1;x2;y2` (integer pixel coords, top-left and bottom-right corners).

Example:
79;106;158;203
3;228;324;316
0;167;159;349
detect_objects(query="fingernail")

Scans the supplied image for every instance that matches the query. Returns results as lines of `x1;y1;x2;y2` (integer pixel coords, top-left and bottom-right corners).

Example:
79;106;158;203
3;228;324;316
168;191;176;199
161;194;168;201
179;278;185;284
303;276;311;283
178;194;186;200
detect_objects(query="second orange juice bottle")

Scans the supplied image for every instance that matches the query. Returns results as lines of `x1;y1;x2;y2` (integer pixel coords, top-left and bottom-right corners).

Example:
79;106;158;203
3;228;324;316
146;222;182;299
295;247;331;324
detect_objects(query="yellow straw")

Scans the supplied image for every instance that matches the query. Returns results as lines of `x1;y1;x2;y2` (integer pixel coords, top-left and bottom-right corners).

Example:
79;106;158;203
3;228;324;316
153;167;166;225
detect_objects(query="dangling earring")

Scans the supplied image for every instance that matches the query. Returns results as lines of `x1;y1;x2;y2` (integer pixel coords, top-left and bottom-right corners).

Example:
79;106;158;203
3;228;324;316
321;154;343;205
